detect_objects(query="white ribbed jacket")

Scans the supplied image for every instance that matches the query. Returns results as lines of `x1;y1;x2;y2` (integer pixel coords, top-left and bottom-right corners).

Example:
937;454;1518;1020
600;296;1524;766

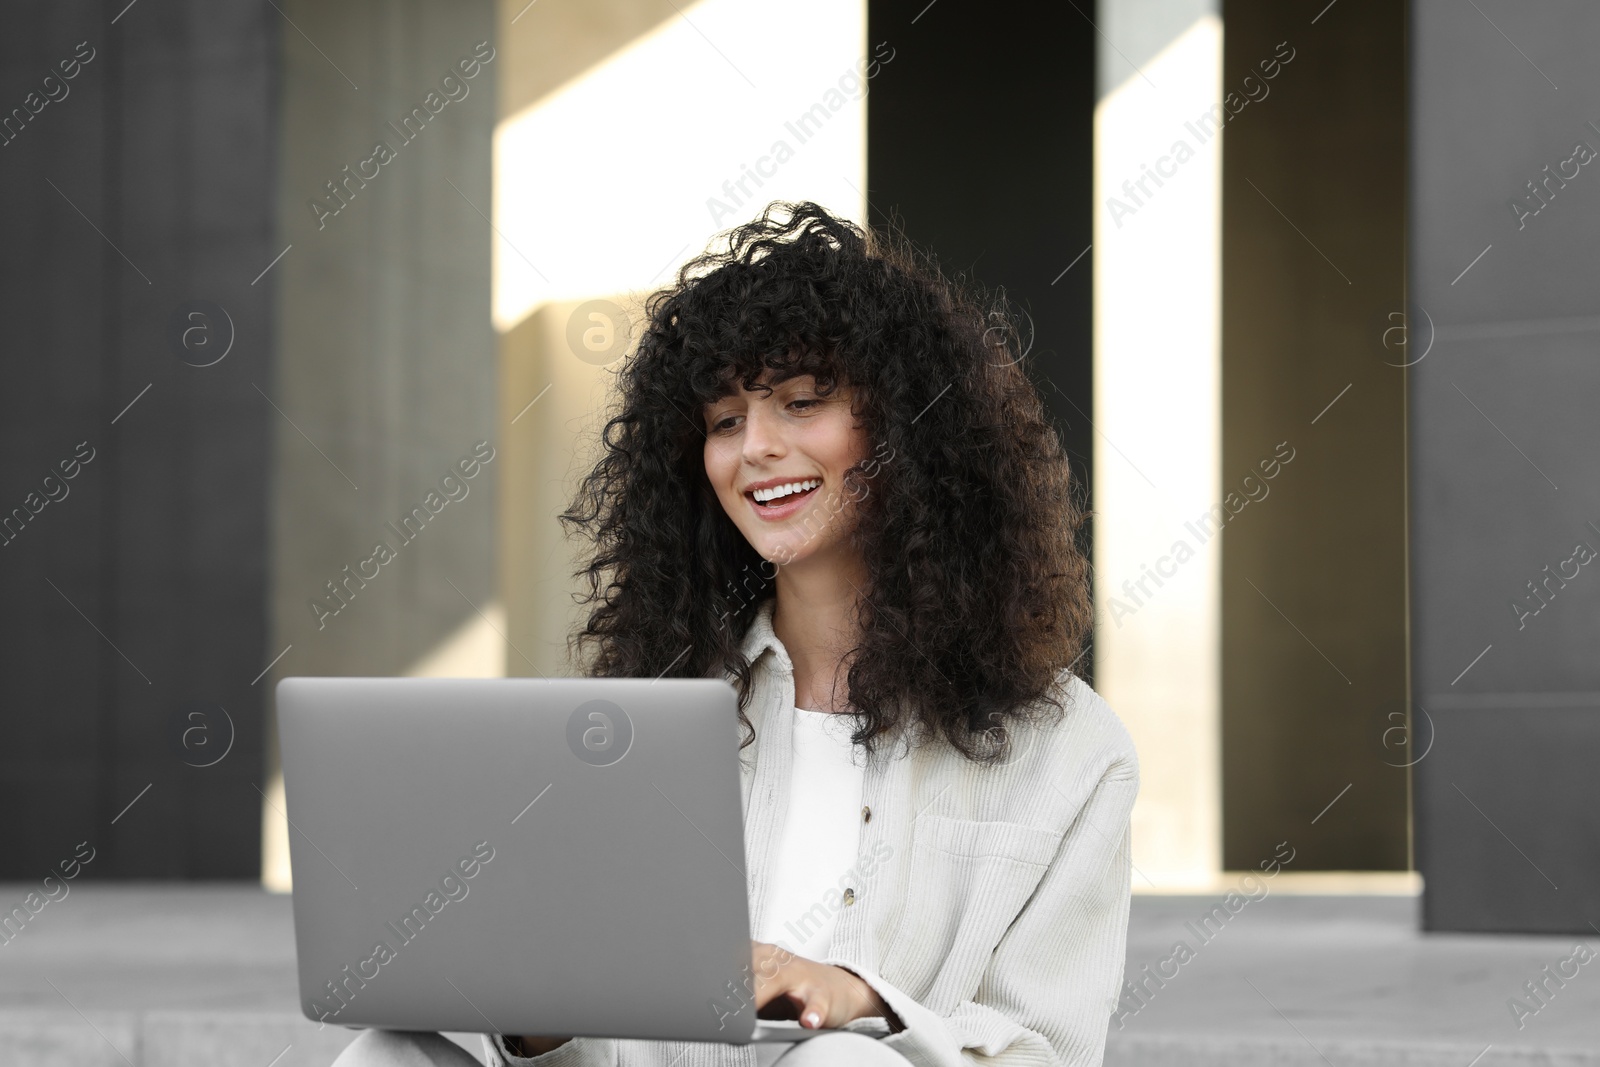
485;598;1139;1067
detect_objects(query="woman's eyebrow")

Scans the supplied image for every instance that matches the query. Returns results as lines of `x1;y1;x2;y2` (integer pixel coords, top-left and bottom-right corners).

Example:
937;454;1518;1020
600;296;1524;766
702;392;739;421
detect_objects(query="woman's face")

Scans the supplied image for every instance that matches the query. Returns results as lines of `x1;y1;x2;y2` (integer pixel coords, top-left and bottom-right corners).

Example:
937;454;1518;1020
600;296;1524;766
702;370;871;568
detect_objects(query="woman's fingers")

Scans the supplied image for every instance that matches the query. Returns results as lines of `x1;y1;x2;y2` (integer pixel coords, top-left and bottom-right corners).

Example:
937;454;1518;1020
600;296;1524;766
797;991;827;1029
749;939;873;1029
752;941;817;1020
777;980;831;1028
751;942;848;1028
751;940;796;1012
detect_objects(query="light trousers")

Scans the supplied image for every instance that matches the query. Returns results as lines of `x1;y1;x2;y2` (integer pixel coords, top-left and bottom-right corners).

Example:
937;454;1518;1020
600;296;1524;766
329;1029;913;1067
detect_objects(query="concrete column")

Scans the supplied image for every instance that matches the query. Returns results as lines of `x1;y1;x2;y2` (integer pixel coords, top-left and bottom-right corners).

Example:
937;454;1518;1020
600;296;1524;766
1093;0;1223;886
1410;0;1600;931
263;0;498;889
0;0;277;879
1218;0;1408;872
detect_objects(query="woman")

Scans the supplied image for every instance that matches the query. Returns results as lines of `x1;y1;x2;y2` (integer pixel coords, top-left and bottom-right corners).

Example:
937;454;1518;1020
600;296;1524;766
334;201;1138;1067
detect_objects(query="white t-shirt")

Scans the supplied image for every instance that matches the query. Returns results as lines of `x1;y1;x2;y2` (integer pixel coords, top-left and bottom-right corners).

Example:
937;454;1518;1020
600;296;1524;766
754;707;867;961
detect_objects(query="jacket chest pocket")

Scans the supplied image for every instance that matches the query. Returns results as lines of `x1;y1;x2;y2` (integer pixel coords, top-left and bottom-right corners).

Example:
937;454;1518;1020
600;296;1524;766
878;815;1063;1001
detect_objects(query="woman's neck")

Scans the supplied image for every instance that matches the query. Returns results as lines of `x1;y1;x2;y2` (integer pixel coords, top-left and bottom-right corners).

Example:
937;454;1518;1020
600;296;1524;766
769;551;868;714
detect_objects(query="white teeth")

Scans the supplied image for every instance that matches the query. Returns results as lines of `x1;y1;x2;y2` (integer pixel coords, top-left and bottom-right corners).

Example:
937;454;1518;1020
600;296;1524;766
752;478;820;503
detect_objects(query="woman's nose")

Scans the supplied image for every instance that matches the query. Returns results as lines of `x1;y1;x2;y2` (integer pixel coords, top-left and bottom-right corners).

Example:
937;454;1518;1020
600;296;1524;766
741;404;785;460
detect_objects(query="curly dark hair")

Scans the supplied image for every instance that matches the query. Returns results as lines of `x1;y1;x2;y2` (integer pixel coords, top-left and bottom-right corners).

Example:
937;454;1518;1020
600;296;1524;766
559;200;1091;763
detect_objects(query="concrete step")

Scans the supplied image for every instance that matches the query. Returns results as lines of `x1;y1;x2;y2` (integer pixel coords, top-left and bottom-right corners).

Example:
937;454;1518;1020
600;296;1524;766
0;1009;496;1067
1107;1035;1600;1067
0;1009;360;1067
1109;894;1600;1067
3;885;1596;1066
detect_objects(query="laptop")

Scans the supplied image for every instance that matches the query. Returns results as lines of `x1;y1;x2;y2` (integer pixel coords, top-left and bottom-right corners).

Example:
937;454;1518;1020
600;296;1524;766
275;676;836;1045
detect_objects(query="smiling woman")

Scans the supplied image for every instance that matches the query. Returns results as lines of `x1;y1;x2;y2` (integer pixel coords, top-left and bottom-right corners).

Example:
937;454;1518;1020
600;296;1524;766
563;200;1101;760
331;201;1138;1067
548;202;1132;1063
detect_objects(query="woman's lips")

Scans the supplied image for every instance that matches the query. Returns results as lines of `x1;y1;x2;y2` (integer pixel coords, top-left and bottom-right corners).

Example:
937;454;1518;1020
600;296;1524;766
746;483;820;521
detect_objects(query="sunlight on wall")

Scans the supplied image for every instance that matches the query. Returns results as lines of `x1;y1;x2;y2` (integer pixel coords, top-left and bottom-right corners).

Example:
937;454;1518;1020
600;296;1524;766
402;601;509;678
1093;15;1223;889
491;0;868;680
262;776;292;893
261;603;510;893
264;0;866;893
493;0;868;333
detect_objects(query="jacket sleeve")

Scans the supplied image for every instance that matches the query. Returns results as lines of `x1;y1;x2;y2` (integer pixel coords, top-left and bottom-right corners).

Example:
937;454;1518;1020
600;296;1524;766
819;758;1139;1067
480;1034;618;1067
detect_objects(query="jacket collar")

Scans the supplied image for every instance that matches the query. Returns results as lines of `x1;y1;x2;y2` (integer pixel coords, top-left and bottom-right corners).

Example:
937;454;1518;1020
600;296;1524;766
737;596;792;673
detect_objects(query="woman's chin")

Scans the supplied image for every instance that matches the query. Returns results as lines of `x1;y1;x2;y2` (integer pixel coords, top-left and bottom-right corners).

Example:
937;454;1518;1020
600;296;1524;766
760;547;796;567
758;540;805;567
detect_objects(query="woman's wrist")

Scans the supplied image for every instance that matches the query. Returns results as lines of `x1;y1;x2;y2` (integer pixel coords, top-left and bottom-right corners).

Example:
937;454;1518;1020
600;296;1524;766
837;966;904;1031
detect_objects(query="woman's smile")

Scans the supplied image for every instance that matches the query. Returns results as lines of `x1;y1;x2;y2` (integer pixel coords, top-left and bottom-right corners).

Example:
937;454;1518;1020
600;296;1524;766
745;477;822;520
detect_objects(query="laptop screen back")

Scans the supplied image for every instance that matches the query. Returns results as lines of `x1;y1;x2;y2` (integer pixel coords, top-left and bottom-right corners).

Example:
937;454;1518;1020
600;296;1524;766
276;677;759;1042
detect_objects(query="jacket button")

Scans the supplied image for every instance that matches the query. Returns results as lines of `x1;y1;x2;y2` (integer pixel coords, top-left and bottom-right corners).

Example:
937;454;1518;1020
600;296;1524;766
843;887;856;906
862;806;872;823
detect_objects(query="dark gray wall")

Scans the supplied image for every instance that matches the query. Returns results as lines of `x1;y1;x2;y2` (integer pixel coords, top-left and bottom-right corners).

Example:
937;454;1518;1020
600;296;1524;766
1411;0;1600;932
1219;0;1409;871
0;2;277;877
865;0;1097;684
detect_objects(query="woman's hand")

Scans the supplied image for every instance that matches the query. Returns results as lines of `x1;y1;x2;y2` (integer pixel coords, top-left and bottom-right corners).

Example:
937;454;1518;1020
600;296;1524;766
750;940;900;1030
504;943;899;1056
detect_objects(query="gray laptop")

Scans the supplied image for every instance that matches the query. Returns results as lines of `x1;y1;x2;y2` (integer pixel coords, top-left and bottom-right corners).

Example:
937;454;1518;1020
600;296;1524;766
276;676;835;1045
